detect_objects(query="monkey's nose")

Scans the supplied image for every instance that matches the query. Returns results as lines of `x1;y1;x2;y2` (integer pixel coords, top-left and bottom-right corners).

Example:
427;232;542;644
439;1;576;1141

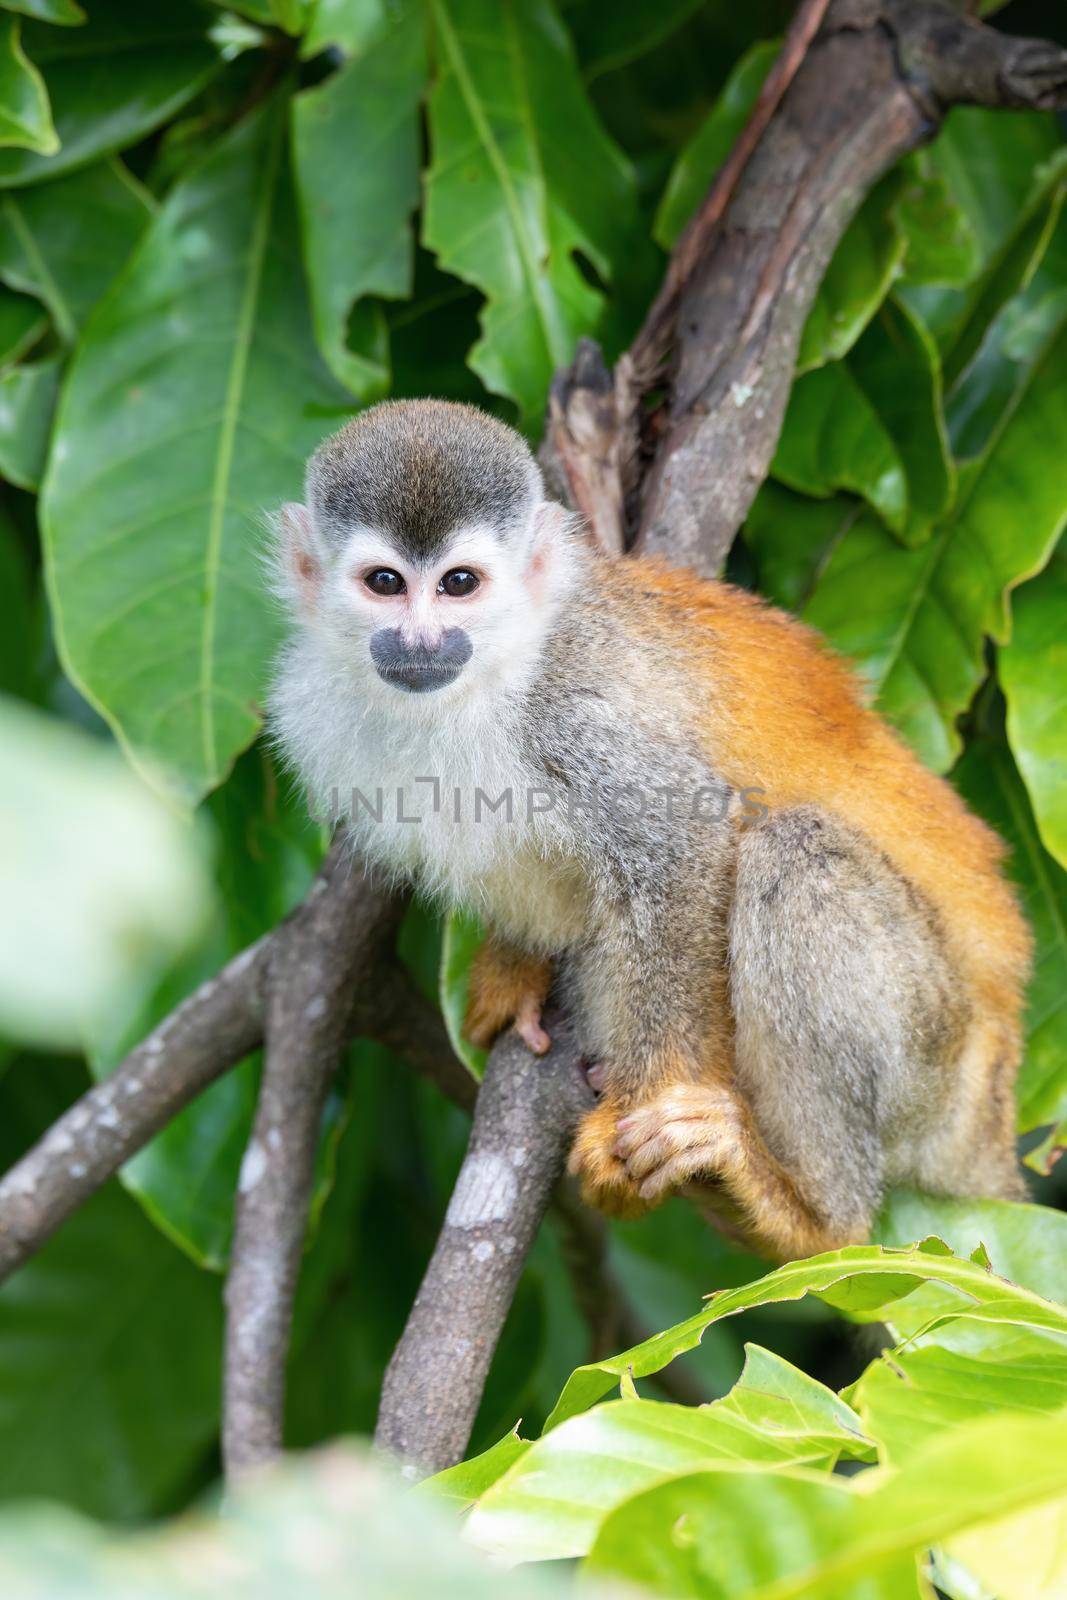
369;626;473;693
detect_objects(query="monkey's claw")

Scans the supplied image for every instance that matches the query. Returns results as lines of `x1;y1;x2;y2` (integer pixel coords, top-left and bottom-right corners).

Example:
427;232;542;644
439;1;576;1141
611;1082;743;1202
514;997;551;1056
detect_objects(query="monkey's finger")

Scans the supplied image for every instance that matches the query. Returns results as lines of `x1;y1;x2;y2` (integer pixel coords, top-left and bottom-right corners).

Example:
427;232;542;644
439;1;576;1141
614;1113;708;1162
638;1143;724;1201
514;999;551;1055
585;1060;608;1092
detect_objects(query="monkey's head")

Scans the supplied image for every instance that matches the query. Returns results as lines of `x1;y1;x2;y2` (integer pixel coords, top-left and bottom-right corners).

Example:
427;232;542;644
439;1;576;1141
276;399;574;707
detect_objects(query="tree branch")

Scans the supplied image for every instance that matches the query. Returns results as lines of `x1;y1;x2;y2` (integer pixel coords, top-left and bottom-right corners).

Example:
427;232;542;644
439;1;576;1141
222;843;400;1476
374;1011;593;1478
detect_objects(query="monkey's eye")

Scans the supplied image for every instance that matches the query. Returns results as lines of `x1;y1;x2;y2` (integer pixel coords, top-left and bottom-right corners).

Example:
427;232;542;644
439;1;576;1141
364;568;406;596
439;568;480;598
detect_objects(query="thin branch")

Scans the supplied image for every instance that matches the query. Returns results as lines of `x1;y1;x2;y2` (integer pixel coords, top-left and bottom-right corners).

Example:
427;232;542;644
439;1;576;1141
374;1011;593;1478
223;844;400;1476
0;937;270;1281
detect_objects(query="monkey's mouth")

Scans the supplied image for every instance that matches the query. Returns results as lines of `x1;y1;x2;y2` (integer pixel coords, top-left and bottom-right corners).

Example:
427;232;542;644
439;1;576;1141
369;627;474;694
373;660;467;694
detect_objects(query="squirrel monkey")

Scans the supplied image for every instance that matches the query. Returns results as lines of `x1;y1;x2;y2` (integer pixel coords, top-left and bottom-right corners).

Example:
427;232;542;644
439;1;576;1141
270;399;1030;1262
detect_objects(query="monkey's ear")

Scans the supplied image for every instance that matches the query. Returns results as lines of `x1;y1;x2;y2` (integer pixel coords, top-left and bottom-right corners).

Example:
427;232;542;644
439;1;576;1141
275;502;323;610
526;500;569;591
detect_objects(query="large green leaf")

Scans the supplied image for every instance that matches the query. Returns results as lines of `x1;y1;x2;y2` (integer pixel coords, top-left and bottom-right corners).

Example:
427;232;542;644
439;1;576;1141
291;5;425;399
926;108;1063;266
776;297;951;540
0;694;212;1051
0;0;84;21
43;98;353;804
0;350;59;487
805;314;1067;771
423;0;647;418
877;1190;1067;1307
741;484;857;614
584;1410;1067;1600
439;908;487;1079
299;0;389;57
0;1060;221;1519
544;1241;1067;1431
0;158;151;340
894;151;982;289
0;0;220;188
0;285;44;361
0;13;55;152
953;741;1067;1172
462;1347;870;1563
1001;548;1067;872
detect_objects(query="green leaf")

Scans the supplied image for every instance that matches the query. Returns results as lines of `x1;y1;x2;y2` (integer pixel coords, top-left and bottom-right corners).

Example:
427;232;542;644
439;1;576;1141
0;501;37;698
423;0;647;419
926;108;1063;266
463;1347;870;1563
584;1411;1067;1600
545;1242;1067;1431
291;6;425;399
653;39;776;251
0;694;213;1051
773;363;906;533
953;740;1067;1168
0;0;221;188
895;152;982;289
0;0;84;22
0;285;44;361
43;98;353;805
1001;547;1067;872
427;1426;531;1508
805;313;1067;771
778;297;952;539
0;13;56;152
877;1190;1067;1308
797;179;907;374
741;484;857;614
0;1067;221;1520
439;908;487;1080
0;158;152;341
565;0;705;80
0;350;60;487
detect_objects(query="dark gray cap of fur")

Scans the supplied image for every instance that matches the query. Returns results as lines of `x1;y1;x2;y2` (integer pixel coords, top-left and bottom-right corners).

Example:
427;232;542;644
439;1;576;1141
306;399;540;563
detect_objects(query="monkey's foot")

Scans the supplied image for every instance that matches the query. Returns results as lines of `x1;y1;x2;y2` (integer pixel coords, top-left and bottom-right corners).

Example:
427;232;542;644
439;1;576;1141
610;1082;745;1203
567;1099;651;1220
463;941;552;1056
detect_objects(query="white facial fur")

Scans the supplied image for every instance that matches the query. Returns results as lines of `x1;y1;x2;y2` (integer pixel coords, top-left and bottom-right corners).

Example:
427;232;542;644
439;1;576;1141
269;497;587;939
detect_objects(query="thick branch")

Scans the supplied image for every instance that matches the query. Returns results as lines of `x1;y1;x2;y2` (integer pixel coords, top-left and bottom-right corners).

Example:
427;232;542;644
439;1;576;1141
374;1013;593;1478
223;845;401;1476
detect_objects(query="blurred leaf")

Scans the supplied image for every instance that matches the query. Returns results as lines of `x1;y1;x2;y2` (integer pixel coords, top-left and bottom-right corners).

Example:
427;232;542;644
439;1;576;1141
300;0;390;57
0;0;84;20
584;1411;1067;1600
797;179;906;374
895;152;982;289
0;0;221;188
291;6;425;398
0;13;55;152
87;746;322;1267
1001;548;1067;872
0;350;59;486
806;315;1067;770
545;1241;1067;1431
653;39;775;250
566;0;705;79
463;1347;870;1562
0;158;152;341
43;97;352;805
953;740;1067;1169
439;908;486;1079
0;1445;576;1599
0;286;44;361
0;694;213;1051
423;0;647;419
0;500;35;696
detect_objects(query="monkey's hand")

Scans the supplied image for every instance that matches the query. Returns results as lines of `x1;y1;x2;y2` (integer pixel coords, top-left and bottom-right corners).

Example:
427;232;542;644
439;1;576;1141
463;939;552;1056
569;1082;745;1219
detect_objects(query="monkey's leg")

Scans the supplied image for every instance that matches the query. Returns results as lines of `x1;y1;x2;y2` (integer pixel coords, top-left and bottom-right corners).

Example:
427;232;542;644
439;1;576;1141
463;937;552;1055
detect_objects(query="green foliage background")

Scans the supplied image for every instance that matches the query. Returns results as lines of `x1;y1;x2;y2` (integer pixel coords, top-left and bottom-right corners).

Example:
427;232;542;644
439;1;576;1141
2;0;1067;1593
